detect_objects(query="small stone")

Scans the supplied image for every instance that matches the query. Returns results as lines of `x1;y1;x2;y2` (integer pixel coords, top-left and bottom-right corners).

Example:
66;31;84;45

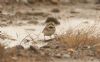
55;53;62;58
51;0;59;4
29;46;39;53
12;57;18;60
51;8;60;13
62;54;71;58
16;45;24;50
28;0;35;4
42;45;50;48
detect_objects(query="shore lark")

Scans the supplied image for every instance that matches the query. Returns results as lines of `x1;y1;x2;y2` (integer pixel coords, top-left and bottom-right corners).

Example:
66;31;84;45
42;22;56;40
42;17;60;40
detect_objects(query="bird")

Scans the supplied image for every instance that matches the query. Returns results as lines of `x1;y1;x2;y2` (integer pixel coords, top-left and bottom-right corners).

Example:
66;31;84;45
42;22;56;40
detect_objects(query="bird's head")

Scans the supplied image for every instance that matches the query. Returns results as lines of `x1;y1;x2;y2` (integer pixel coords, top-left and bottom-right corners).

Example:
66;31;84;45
45;17;60;25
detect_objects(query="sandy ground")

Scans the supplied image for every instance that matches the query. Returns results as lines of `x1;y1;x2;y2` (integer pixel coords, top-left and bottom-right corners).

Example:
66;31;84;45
0;3;100;62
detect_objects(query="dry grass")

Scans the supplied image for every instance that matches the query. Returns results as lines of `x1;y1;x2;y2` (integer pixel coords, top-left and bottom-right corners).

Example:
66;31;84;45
55;25;100;58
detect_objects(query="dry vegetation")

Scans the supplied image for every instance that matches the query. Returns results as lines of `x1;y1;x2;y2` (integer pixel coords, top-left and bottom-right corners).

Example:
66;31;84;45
1;25;100;62
55;25;100;59
0;0;100;62
1;19;100;61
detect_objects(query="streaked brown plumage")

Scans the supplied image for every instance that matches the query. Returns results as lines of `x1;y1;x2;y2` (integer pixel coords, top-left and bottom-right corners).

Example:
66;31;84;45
42;22;56;40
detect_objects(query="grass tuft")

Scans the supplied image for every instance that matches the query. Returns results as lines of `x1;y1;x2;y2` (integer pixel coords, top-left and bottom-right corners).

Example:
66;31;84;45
55;25;100;58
